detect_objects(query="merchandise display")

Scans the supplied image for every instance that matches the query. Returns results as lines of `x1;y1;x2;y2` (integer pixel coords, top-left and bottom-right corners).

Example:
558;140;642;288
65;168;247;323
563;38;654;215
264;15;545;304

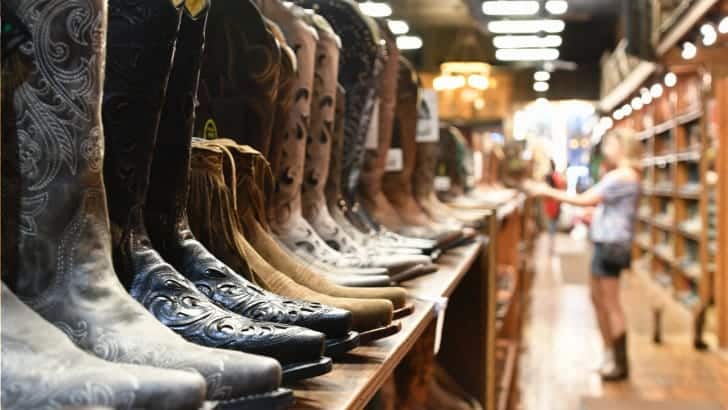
3;0;728;408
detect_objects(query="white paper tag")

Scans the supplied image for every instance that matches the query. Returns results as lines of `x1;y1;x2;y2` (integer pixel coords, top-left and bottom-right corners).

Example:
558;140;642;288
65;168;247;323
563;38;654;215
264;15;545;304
473;151;483;182
416;89;440;143
385;148;403;171
365;99;380;149
434;176;451;191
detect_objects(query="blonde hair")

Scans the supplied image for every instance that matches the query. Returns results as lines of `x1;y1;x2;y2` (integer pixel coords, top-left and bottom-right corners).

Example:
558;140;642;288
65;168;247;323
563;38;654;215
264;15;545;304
605;128;642;169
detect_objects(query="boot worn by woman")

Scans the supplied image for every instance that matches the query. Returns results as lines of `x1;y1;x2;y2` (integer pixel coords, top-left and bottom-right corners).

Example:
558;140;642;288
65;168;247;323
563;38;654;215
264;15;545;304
102;0;331;384
147;0;355;363
600;333;629;381
0;0;292;405
1;285;207;410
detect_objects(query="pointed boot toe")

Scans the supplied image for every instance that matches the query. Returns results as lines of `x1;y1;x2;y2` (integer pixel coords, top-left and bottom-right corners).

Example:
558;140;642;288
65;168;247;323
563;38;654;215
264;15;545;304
124;366;207;410
296;306;353;339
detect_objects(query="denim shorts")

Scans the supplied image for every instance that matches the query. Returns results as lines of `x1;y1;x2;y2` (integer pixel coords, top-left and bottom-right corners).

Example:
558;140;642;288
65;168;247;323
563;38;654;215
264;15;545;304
591;242;630;278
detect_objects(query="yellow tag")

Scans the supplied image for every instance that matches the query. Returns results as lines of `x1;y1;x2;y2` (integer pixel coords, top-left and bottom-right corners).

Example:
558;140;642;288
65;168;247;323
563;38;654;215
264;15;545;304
203;119;219;140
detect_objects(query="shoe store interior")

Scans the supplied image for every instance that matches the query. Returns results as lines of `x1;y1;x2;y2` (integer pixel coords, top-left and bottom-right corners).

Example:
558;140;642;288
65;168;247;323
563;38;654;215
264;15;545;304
3;0;728;409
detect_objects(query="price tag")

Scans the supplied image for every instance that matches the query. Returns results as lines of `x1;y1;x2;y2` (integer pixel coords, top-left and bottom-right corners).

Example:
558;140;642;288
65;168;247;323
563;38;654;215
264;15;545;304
385;148;403;171
416;89;440;142
365;100;380;149
434;176;451;191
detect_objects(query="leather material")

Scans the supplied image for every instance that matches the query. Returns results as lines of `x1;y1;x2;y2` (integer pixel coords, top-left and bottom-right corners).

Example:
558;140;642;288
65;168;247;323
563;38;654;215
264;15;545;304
358;20;406;232
0;0;285;402
196;0;281;158
186;141;357;338
259;1;374;270
102;0;326;370
1;285;207;410
146;3;343;346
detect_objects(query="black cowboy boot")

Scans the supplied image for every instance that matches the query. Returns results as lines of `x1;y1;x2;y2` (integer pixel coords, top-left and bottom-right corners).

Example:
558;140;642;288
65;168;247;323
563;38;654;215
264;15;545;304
102;0;329;384
0;0;291;406
146;1;355;359
1;285;206;410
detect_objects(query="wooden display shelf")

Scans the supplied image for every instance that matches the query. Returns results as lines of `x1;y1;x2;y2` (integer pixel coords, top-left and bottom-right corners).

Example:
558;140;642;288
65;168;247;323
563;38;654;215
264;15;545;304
495;340;518;410
291;241;483;410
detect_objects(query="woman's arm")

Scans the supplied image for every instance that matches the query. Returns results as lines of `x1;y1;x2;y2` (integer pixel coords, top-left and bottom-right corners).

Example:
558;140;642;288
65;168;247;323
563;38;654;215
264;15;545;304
538;185;604;207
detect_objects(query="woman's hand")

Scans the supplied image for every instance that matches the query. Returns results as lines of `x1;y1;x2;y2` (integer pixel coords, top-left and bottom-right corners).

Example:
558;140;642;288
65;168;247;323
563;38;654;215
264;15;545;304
522;180;549;197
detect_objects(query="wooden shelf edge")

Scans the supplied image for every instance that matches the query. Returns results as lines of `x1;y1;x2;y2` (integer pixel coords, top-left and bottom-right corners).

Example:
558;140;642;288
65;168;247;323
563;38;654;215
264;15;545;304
656;0;720;56
599;61;657;112
291;242;483;410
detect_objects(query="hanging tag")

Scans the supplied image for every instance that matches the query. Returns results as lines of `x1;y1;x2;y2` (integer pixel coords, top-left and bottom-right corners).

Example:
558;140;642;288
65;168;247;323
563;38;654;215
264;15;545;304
365;100;380;149
432;296;448;354
385;148;403;171
416;89;440;143
434;176;452;191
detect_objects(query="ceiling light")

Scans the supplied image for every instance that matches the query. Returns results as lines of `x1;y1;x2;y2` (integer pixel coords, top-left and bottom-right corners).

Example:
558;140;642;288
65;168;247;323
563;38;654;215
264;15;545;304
622;103;632;116
664;72;677;87
650;83;663;98
631;97;643;110
701;24;717;46
467;74;490;90
482;1;539;16
387;19;410;35
433;75;466;91
534;70;551;81
496;48;560;61
720;17;728;34
358;1;392;18
613;109;624;120
545;0;568;15
396;35;422;50
640;88;652;104
487;19;565;34
533;81;550;92
681;41;697;59
493;35;562;49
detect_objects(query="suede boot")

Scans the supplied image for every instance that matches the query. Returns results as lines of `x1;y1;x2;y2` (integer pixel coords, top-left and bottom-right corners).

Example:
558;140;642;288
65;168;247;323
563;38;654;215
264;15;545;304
0;0;291;404
601;333;629;381
102;0;330;384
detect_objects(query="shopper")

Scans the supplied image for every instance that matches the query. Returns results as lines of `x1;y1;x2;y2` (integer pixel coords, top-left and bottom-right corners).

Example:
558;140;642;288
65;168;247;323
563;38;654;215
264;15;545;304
525;129;641;381
543;160;565;253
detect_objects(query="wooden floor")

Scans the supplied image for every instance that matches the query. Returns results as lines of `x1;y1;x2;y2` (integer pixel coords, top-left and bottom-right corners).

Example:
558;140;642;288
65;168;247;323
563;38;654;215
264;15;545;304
519;234;728;410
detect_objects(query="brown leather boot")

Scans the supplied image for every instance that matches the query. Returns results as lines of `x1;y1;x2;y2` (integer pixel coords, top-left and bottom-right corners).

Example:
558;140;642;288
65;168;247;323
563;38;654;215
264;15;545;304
382;58;462;246
187;139;403;342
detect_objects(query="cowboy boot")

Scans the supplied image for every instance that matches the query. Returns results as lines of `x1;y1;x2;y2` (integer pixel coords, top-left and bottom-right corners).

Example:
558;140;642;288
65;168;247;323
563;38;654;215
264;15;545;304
1;285;206;410
187;139;405;343
257;0;384;272
382;57;463;246
147;0;355;363
299;13;431;271
0;0;292;404
102;0;330;384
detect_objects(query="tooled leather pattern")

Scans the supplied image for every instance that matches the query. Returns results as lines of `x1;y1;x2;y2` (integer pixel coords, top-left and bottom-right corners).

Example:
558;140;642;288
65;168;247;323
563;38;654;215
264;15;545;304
103;0;310;364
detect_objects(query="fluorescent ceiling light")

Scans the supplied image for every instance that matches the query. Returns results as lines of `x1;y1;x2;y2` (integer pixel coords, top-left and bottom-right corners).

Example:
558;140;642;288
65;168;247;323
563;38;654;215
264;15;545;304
493;35;562;49
631;97;643;110
358;1;392;18
545;0;568;15
482;1;539;16
664;72;677;87
396;35;423;50
650;83;663;98
533;81;549;92
640;88;652;104
468;74;490;90
622;103;632;116
681;41;697;60
534;70;551;81
720;17;728;34
487;19;565;34
387;19;410;35
496;48;559;61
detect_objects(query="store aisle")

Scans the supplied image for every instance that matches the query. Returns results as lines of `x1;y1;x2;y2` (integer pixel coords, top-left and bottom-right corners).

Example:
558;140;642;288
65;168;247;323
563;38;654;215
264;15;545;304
519;234;728;410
